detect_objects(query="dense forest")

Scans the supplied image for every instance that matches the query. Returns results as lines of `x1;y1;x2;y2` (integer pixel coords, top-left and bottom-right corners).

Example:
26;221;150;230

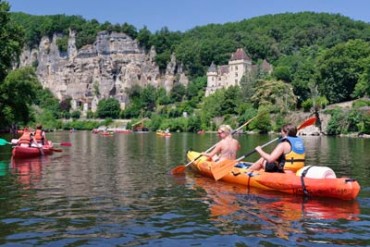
1;0;370;134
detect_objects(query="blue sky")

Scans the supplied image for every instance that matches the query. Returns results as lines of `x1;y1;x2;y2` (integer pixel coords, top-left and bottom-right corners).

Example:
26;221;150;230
6;0;370;32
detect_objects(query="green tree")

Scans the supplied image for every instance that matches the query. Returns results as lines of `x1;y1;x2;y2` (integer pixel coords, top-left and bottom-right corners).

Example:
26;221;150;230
352;57;370;98
326;109;347;135
0;67;40;126
35;88;61;118
200;89;225;120
187;114;202;132
97;98;121;118
137;26;151;51
251;79;297;113
71;110;81;119
156;87;171;105
186;76;206;101
220;86;241;115
121;22;138;39
0;1;24;82
170;84;186;102
254;108;272;133
141;85;157;112
317;39;370;103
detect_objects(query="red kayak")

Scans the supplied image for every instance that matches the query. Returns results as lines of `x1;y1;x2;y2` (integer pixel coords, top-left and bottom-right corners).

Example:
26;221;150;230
12;141;54;159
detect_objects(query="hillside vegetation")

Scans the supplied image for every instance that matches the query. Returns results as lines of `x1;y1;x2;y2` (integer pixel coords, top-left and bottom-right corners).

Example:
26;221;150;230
1;1;369;134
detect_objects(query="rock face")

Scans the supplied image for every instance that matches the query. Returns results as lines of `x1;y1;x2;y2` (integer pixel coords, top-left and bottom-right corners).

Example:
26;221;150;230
18;30;188;112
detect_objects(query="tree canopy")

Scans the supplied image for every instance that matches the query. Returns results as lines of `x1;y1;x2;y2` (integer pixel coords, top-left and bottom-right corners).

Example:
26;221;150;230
2;5;370;134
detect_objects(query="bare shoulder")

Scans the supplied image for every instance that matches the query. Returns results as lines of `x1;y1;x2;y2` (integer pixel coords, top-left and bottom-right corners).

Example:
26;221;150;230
281;141;292;153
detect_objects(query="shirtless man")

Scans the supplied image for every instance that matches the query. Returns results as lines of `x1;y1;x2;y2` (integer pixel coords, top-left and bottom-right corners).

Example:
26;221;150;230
202;124;240;162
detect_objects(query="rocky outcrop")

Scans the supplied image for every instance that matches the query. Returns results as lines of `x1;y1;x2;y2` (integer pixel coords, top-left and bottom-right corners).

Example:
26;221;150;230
18;30;188;112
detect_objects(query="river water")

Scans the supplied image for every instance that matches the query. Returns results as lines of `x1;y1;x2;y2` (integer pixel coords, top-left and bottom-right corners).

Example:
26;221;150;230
0;131;369;246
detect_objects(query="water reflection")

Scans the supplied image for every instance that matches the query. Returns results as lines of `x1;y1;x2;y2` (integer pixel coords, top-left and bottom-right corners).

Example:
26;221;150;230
0;131;368;246
185;174;361;240
11;157;47;188
0;160;8;177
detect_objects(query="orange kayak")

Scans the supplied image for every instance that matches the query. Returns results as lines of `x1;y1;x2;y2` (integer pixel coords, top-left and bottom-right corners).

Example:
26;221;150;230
156;131;171;137
187;151;361;200
191;176;360;220
12;141;54;159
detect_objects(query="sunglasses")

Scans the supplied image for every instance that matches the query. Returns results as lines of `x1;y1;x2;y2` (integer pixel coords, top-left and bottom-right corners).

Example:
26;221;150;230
217;130;224;135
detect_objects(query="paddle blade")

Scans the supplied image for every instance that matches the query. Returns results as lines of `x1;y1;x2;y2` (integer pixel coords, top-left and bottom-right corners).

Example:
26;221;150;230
212;159;238;181
59;142;72;146
170;165;186;175
297;116;317;130
0;138;10;146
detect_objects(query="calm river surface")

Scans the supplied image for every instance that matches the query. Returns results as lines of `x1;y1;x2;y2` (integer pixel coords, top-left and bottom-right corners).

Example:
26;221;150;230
0;131;369;246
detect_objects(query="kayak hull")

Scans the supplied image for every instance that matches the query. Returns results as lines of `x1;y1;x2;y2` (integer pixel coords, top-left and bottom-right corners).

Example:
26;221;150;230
156;132;171;137
12;141;54;159
187;151;361;200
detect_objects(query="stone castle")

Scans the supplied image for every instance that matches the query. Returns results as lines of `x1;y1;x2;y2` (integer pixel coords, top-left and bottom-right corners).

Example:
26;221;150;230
205;48;272;96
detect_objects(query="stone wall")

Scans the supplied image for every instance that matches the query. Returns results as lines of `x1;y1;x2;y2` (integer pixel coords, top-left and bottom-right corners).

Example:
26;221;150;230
18;30;188;112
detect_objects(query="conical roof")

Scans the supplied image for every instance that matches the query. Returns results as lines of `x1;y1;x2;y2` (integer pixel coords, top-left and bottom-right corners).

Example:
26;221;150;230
208;62;217;72
230;48;251;61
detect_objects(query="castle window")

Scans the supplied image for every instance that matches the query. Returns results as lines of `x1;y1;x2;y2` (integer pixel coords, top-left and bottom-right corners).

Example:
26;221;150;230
235;73;238;77
235;66;238;70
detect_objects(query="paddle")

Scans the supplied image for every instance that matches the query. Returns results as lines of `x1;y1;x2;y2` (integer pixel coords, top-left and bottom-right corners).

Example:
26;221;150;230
53;142;72;147
10;139;72;147
38;144;45;156
0;138;11;146
212;116;317;181
170;115;259;175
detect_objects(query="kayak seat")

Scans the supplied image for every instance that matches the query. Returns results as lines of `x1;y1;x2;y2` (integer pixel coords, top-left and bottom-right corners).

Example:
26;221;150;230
235;162;252;169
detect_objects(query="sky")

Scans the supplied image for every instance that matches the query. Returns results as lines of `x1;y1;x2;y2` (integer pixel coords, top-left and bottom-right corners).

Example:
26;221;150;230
6;0;370;32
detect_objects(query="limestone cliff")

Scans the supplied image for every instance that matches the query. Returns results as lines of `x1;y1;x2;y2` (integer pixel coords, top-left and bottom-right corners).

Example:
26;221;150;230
18;30;188;112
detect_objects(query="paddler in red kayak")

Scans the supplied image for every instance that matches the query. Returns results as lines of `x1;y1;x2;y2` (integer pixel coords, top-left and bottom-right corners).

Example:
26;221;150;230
17;127;38;147
34;124;48;145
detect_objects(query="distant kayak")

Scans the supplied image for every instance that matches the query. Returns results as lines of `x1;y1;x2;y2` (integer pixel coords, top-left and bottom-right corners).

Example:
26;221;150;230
115;129;132;134
100;131;114;137
156;131;171;137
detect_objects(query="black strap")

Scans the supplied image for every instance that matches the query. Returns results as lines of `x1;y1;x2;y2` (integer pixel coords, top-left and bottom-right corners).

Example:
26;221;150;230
287;157;305;163
232;171;241;176
300;166;312;197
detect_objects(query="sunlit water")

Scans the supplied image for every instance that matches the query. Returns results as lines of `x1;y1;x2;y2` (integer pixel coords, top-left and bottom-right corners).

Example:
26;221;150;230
0;131;369;246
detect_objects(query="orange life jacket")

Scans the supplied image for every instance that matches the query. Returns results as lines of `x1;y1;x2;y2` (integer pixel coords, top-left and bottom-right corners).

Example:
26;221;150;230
34;129;44;143
18;130;33;145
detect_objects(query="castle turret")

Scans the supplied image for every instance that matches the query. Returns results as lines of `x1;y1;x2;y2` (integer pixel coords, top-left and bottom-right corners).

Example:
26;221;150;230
205;62;218;96
227;48;252;87
205;48;271;96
